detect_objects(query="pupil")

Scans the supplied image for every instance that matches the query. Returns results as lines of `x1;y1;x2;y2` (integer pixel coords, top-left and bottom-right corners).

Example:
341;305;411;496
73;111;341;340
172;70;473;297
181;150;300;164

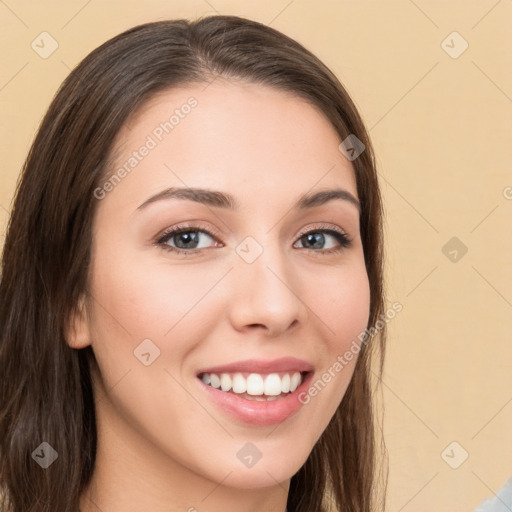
176;231;199;249
304;232;324;249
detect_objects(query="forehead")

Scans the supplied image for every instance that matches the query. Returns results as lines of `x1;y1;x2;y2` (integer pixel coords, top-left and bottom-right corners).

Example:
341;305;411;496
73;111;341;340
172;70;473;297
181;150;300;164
102;80;358;215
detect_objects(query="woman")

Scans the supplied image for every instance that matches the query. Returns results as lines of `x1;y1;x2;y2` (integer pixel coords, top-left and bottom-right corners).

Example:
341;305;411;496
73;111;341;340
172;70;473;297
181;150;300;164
0;15;387;512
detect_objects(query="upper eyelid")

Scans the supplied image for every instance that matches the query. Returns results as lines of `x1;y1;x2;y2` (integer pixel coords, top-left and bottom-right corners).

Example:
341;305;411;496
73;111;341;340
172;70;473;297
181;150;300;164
156;223;220;244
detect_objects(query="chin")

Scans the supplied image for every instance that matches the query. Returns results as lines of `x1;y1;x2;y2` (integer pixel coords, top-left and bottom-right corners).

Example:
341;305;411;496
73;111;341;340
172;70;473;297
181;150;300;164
207;446;310;489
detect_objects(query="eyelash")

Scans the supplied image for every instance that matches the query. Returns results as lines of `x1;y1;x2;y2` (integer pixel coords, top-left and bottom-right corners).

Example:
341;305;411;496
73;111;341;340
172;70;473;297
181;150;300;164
155;223;353;256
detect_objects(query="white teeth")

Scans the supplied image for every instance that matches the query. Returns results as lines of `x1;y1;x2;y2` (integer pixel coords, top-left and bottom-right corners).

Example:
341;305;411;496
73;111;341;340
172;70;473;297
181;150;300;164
200;371;304;396
263;373;282;396
232;373;247;394
209;374;221;389
281;373;291;393
246;374;264;395
290;372;301;392
220;373;231;392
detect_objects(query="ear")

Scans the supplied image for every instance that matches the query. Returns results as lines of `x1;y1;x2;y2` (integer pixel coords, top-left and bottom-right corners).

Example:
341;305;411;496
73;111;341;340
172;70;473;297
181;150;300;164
65;294;91;349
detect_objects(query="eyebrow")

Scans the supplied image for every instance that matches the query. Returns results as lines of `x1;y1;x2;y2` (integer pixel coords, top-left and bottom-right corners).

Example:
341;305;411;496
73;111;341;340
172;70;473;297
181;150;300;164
136;186;360;213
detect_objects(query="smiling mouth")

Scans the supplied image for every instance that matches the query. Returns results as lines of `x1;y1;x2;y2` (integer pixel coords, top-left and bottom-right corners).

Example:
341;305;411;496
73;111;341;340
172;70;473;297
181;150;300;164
197;371;310;401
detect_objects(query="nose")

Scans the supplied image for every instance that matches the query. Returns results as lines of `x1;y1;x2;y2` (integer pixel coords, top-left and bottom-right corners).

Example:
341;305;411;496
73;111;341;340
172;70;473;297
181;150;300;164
227;240;308;337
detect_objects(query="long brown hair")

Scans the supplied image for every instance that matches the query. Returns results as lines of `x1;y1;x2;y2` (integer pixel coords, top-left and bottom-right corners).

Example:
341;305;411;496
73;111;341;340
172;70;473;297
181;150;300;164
0;15;387;512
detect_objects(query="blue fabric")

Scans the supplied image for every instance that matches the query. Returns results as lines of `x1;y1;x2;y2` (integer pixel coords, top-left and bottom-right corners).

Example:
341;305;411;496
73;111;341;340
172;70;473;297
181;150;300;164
476;477;512;512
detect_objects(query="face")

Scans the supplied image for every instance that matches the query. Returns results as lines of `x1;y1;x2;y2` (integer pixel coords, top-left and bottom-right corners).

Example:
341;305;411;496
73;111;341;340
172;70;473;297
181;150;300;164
73;80;370;490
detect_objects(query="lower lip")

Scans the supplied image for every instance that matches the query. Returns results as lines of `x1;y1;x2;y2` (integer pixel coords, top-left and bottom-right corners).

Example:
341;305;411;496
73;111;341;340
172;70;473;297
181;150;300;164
196;372;314;426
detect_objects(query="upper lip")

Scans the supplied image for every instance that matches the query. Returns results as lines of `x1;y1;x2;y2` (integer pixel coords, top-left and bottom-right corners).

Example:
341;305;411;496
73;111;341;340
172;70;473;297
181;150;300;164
196;357;314;376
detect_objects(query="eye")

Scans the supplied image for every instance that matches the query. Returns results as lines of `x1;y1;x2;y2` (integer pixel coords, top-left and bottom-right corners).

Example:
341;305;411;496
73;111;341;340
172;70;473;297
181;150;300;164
294;225;352;254
155;223;352;256
156;224;220;255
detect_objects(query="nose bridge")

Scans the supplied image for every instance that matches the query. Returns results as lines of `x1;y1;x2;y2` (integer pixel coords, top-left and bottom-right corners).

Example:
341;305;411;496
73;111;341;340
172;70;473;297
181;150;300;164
228;231;305;334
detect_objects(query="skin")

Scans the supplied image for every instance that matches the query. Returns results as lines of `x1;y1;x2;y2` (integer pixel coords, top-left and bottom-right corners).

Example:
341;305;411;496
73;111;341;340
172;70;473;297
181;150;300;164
67;79;371;512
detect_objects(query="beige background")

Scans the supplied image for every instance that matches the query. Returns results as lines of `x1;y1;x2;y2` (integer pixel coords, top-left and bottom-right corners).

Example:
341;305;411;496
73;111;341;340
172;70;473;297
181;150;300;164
1;1;511;511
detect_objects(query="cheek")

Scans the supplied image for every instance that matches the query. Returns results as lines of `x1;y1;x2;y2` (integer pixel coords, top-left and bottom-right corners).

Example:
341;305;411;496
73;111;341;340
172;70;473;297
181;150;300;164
310;260;371;350
297;260;370;410
87;245;227;370
86;247;229;450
